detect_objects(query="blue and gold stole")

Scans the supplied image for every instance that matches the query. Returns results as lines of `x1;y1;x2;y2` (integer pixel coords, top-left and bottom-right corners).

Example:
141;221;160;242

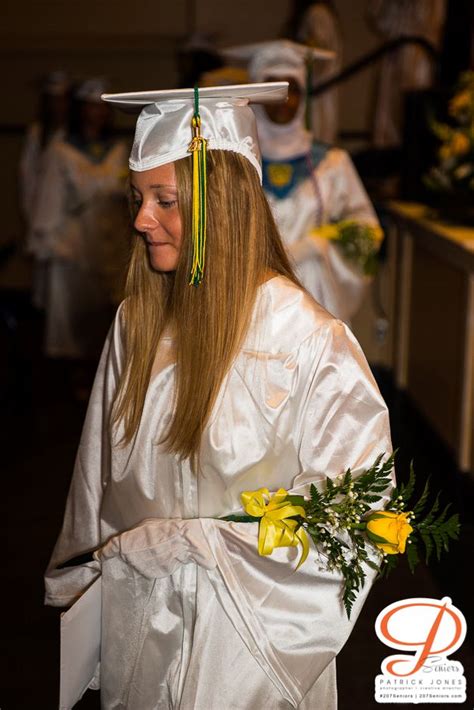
262;142;330;200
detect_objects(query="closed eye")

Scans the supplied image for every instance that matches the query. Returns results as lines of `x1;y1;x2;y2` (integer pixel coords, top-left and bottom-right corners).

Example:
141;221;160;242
158;200;177;209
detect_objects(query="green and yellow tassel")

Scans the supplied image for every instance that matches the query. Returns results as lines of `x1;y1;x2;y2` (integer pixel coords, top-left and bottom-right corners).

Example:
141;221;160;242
188;86;208;286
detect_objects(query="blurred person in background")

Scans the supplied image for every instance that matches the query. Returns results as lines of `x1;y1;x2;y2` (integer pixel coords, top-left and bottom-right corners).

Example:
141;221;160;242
177;32;225;88
367;0;447;147
296;1;343;144
20;70;71;309
178;32;249;88
224;40;382;325
19;70;71;227
28;78;129;396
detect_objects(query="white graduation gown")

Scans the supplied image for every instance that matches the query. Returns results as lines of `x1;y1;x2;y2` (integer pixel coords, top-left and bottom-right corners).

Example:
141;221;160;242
19;123;66;309
45;276;393;709
266;149;379;324
19;123;65;227
29;138;128;358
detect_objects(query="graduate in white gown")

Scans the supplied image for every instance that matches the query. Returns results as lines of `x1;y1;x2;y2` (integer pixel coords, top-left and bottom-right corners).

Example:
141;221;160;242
225;41;382;325
20;71;71;226
45;82;393;709
29;78;128;361
19;70;71;308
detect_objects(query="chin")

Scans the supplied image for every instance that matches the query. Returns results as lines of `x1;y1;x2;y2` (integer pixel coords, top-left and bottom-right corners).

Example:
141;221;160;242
147;246;179;272
149;259;178;272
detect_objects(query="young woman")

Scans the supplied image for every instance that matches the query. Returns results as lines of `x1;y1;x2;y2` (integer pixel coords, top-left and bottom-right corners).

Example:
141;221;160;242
45;84;392;709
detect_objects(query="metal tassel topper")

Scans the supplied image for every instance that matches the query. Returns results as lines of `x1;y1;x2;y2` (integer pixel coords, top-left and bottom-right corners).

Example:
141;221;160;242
187;86;208;286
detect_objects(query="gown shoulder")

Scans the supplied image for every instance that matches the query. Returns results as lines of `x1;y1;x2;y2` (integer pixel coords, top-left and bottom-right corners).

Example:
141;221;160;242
246;275;350;355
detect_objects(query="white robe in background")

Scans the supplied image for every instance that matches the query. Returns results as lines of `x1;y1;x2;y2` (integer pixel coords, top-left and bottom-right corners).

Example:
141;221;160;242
19;123;65;226
19;123;65;309
29;138;128;358
45;276;392;709
265;148;379;324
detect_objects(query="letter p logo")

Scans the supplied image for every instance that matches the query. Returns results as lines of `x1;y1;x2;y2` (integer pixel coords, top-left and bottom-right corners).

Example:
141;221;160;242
375;597;466;676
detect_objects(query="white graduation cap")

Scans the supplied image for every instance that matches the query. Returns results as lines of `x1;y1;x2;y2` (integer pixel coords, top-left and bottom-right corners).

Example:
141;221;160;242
223;40;334;89
102;82;287;178
102;82;288;285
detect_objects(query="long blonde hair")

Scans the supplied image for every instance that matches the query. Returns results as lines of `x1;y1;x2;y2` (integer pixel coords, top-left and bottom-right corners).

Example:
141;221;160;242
113;150;299;461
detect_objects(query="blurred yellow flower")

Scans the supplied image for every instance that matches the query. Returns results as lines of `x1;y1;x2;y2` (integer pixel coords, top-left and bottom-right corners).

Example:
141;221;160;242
451;132;471;156
368;225;385;244
439;144;452;161
439;132;471;161
449;90;471;116
311;224;339;240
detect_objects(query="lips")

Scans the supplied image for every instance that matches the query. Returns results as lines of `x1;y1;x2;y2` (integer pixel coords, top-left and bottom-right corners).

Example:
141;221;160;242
146;240;170;247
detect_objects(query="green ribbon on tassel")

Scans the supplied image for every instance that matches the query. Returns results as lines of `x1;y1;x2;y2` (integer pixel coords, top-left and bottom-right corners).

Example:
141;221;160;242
188;86;208;286
304;52;313;133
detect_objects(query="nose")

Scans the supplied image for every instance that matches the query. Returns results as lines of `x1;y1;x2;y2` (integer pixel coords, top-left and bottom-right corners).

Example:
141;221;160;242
134;202;159;235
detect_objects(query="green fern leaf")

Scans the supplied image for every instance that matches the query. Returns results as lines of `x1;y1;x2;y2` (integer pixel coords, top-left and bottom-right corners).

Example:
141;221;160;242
412;479;431;517
420;530;434;563
406;541;420;573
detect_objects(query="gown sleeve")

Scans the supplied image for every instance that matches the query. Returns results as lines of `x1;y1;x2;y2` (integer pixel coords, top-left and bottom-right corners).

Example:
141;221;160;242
199;318;393;705
324;148;378;226
44;307;124;607
322;151;379;319
289;149;380;322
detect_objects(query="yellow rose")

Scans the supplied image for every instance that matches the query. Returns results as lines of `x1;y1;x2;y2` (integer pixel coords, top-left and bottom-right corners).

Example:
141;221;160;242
366;511;413;555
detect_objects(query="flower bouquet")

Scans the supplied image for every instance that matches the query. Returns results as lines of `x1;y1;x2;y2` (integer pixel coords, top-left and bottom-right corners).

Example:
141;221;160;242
222;454;460;618
311;220;384;276
425;71;474;223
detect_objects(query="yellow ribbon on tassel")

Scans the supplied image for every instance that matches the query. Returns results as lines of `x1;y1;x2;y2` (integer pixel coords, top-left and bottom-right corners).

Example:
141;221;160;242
241;488;310;569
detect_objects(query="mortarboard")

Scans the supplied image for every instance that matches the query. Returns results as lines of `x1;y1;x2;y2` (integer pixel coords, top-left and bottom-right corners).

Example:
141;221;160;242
223;40;334;89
